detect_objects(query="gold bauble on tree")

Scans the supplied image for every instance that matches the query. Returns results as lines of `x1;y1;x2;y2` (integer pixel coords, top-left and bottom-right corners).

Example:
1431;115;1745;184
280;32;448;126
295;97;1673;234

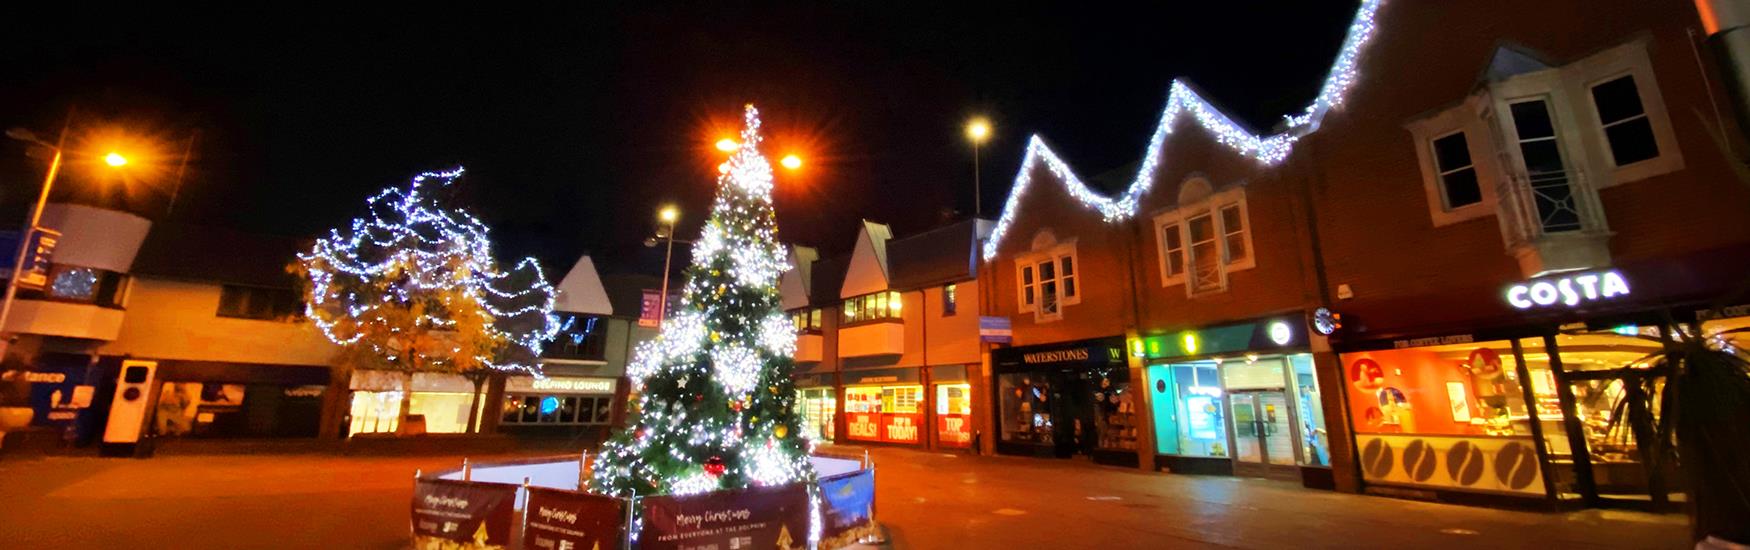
774;423;788;438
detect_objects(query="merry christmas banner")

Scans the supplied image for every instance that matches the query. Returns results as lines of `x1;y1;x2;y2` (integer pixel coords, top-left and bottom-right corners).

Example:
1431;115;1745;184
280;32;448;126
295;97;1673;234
411;478;518;549
521;487;626;550
639;483;809;550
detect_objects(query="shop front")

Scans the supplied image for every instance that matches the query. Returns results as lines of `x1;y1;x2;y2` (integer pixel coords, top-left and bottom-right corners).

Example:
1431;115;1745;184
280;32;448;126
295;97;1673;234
145;360;331;439
991;337;1138;467
1136;317;1332;483
498;375;620;437
792;373;837;443
1331;268;1729;510
841;367;925;446
930;364;974;450
349;371;483;435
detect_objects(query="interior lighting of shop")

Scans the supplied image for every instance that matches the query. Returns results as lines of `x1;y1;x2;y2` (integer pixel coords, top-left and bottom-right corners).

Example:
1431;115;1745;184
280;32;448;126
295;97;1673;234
1505;269;1631;310
981;0;1384;260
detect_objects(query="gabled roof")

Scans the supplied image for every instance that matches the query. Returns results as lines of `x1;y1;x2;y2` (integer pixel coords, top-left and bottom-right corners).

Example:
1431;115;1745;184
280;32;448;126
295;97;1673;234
553;255;613;315
600;273;662;319
808;254;848;307
779;245;818;311
981;0;1385;260
130;222;305;289
839;220;893;299
888;218;991;290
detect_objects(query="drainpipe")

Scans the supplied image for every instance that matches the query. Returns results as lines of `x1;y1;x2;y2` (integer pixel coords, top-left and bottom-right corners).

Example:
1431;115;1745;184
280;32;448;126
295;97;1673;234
1697;0;1750;140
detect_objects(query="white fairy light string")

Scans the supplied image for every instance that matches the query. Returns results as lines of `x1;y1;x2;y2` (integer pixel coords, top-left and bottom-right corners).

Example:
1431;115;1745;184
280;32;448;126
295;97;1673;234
982;0;1383;260
299;167;561;374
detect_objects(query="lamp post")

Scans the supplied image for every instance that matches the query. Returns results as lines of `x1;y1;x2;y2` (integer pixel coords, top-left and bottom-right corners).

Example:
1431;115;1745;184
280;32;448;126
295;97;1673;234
0;128;72;350
966;117;991;217
654;205;680;327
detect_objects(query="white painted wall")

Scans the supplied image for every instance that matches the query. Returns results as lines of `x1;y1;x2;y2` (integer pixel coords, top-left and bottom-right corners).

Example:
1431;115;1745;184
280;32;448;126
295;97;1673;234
100;277;340;366
840;221;892;299
37;203;152;272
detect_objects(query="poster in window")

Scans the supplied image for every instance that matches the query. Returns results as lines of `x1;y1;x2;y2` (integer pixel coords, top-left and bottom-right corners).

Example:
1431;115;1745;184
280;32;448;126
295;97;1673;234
1446;381;1472;422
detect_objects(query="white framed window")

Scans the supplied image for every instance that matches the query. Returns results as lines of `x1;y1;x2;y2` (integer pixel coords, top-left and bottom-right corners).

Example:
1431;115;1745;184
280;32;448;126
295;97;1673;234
1589;74;1659;168
1014;235;1078;321
1567;39;1682;187
1153;180;1252;295
1405;97;1500;226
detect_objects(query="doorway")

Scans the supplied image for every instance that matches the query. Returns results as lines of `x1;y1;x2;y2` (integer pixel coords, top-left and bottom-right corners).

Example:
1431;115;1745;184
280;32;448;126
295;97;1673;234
1229;390;1299;479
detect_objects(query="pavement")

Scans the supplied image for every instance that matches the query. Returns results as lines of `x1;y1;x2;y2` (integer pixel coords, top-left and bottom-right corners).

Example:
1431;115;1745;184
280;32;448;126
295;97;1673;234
0;444;1689;549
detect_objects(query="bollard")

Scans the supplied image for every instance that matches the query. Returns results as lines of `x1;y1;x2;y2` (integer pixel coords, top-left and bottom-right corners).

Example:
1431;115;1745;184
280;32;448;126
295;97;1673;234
462;457;472;481
578;450;589;491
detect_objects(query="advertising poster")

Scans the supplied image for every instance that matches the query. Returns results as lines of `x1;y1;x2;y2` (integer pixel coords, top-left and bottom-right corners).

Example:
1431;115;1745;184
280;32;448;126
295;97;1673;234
846;412;922;444
522;487;625;550
936;414;971;448
818;470;877;549
640;483;810;550
411;478;518;549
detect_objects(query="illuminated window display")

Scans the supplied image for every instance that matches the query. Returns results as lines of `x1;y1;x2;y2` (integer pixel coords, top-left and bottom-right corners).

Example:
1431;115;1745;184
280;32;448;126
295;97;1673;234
795;387;836;442
1146;353;1327;476
992;337;1135;466
935;383;973;448
844;384;923;444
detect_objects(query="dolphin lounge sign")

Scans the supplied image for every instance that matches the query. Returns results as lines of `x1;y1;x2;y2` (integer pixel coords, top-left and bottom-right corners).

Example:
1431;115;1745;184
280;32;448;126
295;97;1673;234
1505;269;1631;310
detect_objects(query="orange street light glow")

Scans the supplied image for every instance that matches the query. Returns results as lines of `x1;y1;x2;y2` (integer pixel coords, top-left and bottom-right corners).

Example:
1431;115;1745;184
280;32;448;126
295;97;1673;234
780;154;802;170
715;138;739;152
104;152;129;167
966;118;991;142
658;205;679;224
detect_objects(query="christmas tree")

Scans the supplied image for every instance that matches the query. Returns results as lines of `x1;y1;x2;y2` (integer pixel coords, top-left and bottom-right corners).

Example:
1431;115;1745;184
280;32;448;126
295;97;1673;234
298;168;560;431
591;105;815;497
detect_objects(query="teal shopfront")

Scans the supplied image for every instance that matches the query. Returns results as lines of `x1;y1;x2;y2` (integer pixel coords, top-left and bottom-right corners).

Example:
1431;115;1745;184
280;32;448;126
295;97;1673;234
1137;316;1333;483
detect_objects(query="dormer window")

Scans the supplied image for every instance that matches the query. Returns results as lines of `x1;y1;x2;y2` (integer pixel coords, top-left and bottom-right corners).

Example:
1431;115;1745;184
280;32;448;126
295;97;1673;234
841;291;902;325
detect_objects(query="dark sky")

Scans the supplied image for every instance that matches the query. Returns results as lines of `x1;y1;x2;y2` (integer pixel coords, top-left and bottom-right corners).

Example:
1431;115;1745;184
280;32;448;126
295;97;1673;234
0;2;1357;276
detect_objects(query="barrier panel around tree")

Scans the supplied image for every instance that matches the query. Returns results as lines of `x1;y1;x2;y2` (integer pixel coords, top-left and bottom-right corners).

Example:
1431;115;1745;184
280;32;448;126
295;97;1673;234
411;453;876;550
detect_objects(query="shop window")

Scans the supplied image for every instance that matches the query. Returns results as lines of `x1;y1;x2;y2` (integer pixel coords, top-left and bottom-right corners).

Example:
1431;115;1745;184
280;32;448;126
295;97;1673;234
841;291;902;325
935;383;972;448
794;387;836;441
844;384;923;444
941;284;957;316
544;314;608;361
1148;363;1227;458
1289;354;1330;466
499;393;612;425
1153;185;1252;294
999;373;1055;446
217;285;302;321
1431;131;1483;210
349;390;481;435
791;308;822;333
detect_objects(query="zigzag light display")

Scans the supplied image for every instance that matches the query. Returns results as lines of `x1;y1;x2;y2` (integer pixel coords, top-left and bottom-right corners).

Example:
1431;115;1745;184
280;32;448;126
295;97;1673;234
300;168;561;374
982;0;1383;260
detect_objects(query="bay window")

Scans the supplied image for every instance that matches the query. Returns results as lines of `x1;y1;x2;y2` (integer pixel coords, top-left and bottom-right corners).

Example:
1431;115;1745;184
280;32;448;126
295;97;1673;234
1014;241;1079;321
1154;183;1252;295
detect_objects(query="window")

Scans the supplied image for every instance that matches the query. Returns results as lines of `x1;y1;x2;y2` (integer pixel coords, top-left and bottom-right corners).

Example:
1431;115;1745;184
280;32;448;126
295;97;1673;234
500;394;611;425
1019;264;1036;311
840;291;902;324
35;265;128;307
1161;222;1184;277
544;314;608;361
1508;98;1582;234
941;284;957;316
1155;186;1252;294
217;285;301;320
1016;239;1078;319
1059;256;1077;301
1431;132;1483;209
1590;75;1658;167
1038;258;1058;316
791;308;822;333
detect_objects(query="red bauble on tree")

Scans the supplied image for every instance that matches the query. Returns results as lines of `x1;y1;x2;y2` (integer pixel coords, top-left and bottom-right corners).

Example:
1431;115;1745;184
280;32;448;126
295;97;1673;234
703;456;726;477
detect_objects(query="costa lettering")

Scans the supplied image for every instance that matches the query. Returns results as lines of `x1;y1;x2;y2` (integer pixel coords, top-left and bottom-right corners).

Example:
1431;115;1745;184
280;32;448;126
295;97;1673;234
1505;270;1630;310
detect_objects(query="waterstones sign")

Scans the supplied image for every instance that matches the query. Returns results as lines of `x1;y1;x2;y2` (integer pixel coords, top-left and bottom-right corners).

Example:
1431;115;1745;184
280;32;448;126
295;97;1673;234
1505;269;1631;311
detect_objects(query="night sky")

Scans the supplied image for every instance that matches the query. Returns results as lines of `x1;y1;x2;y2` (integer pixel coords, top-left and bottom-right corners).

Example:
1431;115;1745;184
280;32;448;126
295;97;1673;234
1;2;1357;276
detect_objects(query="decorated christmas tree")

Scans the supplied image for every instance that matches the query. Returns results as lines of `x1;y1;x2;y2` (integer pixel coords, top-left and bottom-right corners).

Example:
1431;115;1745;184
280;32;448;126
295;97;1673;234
591;105;815;497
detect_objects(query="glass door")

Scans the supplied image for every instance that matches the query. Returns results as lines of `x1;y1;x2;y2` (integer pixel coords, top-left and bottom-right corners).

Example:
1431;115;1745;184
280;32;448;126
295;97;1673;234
1229;390;1299;479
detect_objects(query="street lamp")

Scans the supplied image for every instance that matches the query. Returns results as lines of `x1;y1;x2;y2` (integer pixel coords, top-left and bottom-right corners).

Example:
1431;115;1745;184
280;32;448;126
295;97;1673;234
966;117;992;217
652;205;682;327
715;138;740;153
780;154;802;170
0;127;130;347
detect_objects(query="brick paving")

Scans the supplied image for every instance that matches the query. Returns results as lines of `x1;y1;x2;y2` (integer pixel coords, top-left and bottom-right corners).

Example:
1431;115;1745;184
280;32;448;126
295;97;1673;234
0;445;1689;549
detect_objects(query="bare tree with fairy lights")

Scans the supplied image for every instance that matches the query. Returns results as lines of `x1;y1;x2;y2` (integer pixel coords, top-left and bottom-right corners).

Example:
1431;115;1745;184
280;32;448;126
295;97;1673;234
297;168;560;434
591;105;816;497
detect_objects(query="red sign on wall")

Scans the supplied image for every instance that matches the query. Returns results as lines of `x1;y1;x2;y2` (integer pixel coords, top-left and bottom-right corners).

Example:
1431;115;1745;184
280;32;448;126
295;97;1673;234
846;412;922;444
937;414;971;448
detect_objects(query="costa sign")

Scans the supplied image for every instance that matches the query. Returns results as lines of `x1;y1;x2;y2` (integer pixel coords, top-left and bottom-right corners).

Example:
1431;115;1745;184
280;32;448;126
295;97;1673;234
1505;269;1630;310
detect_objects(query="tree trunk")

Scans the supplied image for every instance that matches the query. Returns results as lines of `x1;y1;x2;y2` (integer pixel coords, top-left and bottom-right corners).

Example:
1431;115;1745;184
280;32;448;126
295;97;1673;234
465;374;485;434
397;371;414;435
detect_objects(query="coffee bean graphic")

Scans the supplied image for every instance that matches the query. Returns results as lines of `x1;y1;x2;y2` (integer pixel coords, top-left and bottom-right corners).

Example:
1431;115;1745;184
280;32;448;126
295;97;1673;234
1360;438;1394;480
1493;442;1538;490
1402;439;1437;482
1445;440;1485;486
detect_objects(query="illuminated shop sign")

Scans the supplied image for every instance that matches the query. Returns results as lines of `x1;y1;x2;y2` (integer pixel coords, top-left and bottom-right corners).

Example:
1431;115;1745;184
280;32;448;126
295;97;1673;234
508;376;617;394
1505;270;1630;310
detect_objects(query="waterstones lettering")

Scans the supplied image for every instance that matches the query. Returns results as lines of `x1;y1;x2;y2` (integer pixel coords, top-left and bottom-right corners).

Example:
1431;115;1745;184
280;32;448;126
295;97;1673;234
1023;349;1090;364
1505;269;1631;310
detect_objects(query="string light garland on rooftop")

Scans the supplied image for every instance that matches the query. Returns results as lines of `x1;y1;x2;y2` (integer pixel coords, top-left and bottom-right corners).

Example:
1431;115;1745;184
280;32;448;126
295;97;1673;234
981;0;1383;260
